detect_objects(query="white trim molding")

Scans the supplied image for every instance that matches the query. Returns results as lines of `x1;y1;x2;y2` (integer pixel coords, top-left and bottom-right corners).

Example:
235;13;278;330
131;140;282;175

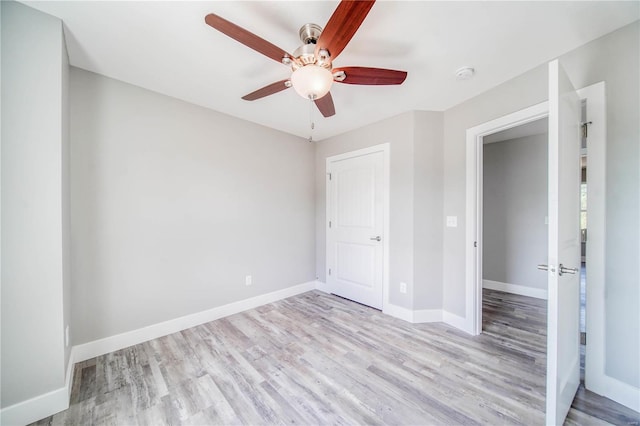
442;311;473;334
586;375;640;413
483;279;548;300
466;101;549;336
317;281;443;324
314;280;331;294
0;387;69;426
578;82;639;412
73;281;317;363
384;304;443;324
383;303;415;323
0;349;76;426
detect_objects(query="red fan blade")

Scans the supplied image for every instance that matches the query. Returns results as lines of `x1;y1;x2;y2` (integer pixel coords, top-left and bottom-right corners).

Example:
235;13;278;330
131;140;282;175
242;80;291;101
314;92;336;117
315;1;375;61
205;13;292;64
333;67;407;85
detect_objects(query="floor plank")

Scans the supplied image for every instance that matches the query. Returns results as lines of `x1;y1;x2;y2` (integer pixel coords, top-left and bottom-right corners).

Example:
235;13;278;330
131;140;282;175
31;289;639;425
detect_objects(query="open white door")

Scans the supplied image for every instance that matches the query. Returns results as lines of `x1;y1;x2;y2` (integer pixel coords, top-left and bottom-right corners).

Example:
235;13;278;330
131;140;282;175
545;59;582;425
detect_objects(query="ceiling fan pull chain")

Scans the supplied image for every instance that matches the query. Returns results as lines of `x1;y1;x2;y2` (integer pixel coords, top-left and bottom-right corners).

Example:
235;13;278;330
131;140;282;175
308;97;315;142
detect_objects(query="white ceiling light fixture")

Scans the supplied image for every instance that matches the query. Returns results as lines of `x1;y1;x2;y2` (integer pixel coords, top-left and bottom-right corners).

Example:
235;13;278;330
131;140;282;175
455;66;475;80
290;64;334;100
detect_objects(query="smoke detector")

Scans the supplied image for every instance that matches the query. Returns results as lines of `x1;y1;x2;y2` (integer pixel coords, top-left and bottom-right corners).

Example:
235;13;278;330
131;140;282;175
455;66;475;80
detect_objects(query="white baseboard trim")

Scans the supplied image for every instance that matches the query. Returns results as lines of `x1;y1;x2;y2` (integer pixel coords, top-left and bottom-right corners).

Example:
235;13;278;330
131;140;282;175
384;304;443;324
383;303;415;322
315;281;443;324
74;281;316;363
0;348;76;426
0;386;68;426
586;372;640;412
314;280;331;294
483;279;548;300
443;310;473;334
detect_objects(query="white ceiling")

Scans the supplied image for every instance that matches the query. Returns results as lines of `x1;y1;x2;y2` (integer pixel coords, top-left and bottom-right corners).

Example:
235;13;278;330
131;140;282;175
24;1;639;141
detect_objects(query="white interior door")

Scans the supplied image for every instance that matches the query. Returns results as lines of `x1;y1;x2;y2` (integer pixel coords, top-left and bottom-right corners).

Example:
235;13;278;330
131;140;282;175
327;149;384;309
546;59;582;425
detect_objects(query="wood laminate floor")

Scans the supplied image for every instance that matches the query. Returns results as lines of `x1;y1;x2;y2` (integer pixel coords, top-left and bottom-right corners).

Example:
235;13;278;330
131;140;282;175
33;290;639;425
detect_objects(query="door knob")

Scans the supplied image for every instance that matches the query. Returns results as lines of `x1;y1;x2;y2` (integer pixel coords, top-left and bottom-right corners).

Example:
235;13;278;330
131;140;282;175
370;236;381;242
559;264;579;276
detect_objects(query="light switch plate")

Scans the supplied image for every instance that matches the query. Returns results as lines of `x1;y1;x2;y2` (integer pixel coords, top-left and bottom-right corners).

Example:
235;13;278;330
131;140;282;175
446;216;458;227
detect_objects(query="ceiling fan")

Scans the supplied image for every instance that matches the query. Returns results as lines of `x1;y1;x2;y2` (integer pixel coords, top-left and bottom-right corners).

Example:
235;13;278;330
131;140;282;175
204;0;407;118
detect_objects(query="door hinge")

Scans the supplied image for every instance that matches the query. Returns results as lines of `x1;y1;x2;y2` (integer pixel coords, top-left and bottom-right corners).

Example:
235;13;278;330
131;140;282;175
581;121;592;139
328;172;332;180
328;268;331;275
580;332;586;345
474;241;477;248
329;220;332;228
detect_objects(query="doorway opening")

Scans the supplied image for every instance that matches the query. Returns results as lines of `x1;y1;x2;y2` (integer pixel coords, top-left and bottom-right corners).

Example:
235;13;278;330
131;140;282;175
465;81;615;411
480;118;549;341
464;101;549;336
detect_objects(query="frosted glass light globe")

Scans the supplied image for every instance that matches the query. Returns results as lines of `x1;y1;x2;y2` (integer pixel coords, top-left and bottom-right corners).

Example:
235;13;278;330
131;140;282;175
290;65;333;100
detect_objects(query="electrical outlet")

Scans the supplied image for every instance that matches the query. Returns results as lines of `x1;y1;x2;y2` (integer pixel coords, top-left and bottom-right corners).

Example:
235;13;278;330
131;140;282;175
245;275;252;286
400;282;407;294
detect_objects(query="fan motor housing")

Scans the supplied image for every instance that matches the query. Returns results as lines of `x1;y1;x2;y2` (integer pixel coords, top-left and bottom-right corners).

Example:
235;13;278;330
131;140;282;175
299;23;322;44
292;23;331;69
293;44;317;66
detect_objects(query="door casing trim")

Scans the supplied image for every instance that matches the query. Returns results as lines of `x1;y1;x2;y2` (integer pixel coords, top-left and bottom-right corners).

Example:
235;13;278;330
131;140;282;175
465;100;549;336
464;82;638;411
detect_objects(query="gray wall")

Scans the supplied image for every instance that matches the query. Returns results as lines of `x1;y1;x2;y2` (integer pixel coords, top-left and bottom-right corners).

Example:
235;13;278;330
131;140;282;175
482;134;548;291
1;1;70;408
413;112;444;310
70;68;315;344
442;22;639;387
315;111;444;310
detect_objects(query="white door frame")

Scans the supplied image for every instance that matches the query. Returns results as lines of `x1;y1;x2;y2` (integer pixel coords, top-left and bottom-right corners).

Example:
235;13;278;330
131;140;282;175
464;83;640;412
579;84;638;412
326;143;391;312
465;101;549;335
